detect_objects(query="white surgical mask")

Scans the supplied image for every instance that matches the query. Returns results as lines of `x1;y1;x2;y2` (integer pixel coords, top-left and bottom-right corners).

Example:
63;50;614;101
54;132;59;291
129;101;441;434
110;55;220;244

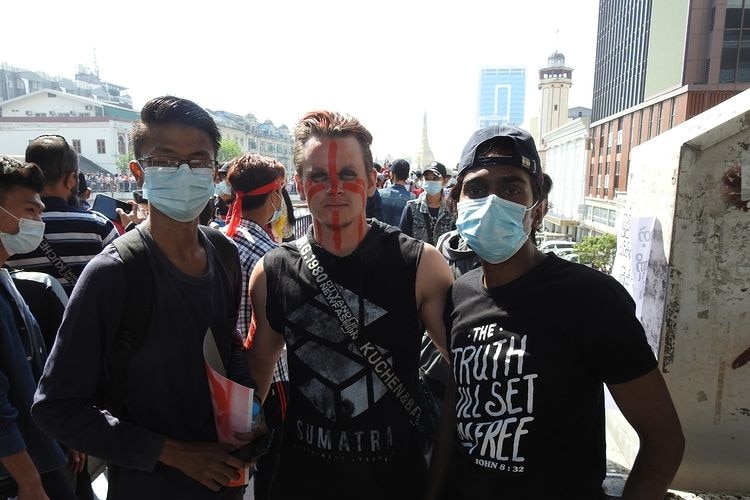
268;192;283;224
0;207;46;256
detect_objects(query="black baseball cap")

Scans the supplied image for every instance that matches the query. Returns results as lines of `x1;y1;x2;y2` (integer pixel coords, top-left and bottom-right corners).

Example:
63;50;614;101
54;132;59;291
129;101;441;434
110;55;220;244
458;125;543;192
424;161;447;178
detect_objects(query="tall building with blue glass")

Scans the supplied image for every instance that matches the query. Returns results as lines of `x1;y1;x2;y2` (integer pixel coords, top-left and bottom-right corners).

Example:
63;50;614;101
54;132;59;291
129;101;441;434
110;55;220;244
477;67;526;128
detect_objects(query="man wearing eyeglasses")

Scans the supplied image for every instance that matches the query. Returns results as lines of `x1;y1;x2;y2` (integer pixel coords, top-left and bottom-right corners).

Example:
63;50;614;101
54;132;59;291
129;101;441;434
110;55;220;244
32;96;259;499
4;135;119;296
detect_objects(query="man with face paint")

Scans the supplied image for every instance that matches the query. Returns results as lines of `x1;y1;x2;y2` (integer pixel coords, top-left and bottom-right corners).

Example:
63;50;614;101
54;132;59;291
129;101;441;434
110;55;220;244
428;126;684;500
0;156;78;500
4;135;118;296
398;161;456;246
221;153;288;500
245;110;454;500
32;96;260;499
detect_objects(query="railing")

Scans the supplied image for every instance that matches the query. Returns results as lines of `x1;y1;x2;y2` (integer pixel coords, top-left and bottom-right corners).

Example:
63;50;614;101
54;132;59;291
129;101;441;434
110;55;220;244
294;213;312;239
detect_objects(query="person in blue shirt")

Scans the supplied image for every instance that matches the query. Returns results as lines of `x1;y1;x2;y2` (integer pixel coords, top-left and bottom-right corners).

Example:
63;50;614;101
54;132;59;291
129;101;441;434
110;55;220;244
378;158;414;226
0;155;75;500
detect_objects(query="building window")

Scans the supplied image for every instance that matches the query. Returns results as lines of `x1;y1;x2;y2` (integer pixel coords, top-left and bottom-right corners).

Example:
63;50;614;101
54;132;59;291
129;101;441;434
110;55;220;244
117;135;126;155
657;102;664;135
720;1;750;82
667;97;677;130
72;139;81;154
638;109;644;145
96;139;106;154
615;160;621;190
647;107;654;139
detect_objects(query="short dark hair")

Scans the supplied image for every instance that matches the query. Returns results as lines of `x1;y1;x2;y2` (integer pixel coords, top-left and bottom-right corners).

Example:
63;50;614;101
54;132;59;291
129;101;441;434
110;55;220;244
25;135;78;185
390;159;410;181
293;110;373;179
0;156;45;204
130;96;221;158
227;153;286;211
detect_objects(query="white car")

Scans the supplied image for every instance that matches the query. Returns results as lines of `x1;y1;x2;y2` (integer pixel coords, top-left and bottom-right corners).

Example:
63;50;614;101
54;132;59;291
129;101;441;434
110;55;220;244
538;240;576;253
561;252;580;263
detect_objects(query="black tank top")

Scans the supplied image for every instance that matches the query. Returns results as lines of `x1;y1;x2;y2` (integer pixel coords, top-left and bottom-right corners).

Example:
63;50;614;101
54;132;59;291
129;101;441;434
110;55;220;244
265;220;423;463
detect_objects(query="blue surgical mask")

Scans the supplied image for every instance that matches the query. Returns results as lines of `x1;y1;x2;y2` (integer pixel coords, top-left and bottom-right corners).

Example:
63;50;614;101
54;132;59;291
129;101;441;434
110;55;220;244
456;195;538;264
143;165;214;223
423;180;443;196
0;207;46;256
214;180;231;197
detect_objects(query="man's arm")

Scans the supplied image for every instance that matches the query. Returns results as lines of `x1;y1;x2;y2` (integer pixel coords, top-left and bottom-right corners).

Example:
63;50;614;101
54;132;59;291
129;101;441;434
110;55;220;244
1;356;47;500
415;244;453;359
244;257;285;402
0;451;48;500
399;203;413;235
32;252;165;470
424;373;455;500
608;368;685;500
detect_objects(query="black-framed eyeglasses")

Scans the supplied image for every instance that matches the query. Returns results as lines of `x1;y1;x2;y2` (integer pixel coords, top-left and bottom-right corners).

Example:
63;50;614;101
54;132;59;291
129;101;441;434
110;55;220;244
137;156;219;171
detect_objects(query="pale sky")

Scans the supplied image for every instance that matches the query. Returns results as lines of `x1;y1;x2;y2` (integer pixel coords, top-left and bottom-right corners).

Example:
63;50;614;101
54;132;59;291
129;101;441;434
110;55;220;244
3;0;599;169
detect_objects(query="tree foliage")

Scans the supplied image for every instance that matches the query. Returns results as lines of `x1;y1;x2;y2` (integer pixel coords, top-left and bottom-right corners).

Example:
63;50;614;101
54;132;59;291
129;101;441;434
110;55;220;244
116;154;131;174
574;234;617;273
218;139;243;163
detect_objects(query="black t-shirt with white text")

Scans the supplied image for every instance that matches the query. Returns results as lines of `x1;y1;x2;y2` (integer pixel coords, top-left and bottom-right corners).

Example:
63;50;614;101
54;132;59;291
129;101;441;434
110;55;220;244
445;254;657;499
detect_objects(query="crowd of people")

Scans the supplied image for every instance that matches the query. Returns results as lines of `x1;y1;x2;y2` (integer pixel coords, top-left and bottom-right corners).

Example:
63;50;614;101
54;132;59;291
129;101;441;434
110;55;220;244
80;173;138;195
0;96;685;500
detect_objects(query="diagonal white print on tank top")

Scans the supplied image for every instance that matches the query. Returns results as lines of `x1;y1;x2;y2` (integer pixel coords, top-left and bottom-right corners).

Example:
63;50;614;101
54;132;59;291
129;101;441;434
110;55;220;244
286;285;391;421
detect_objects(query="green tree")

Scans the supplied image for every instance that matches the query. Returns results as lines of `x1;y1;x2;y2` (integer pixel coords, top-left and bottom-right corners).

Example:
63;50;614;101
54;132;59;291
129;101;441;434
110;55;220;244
115;154;131;174
218;139;243;163
574;234;617;273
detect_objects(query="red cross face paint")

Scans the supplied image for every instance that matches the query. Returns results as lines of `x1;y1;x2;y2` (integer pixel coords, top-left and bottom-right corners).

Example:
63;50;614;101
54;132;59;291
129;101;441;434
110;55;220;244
300;136;373;250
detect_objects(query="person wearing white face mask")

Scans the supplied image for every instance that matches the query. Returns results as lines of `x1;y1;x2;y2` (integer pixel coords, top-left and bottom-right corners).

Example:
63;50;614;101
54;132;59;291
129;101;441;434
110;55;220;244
32;96;266;500
0;156;78;500
220;153;288;500
427;126;684;500
398;161;456;246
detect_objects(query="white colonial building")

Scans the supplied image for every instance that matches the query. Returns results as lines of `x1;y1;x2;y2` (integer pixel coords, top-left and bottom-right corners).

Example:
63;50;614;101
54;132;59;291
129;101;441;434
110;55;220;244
541;116;591;241
0;90;138;173
209;110;294;177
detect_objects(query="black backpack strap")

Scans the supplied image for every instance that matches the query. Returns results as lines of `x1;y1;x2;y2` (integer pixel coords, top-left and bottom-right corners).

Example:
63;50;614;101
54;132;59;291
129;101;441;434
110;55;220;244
103;228;153;415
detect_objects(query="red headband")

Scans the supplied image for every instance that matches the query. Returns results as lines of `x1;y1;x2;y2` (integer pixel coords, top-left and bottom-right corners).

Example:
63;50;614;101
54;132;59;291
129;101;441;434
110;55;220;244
225;178;285;237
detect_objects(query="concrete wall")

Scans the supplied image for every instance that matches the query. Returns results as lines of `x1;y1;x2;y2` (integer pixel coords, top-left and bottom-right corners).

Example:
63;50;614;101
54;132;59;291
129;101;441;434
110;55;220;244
611;89;750;492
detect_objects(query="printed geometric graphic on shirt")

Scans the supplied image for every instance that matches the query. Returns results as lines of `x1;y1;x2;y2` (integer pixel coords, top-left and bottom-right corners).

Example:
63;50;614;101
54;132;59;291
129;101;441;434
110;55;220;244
286;285;390;422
